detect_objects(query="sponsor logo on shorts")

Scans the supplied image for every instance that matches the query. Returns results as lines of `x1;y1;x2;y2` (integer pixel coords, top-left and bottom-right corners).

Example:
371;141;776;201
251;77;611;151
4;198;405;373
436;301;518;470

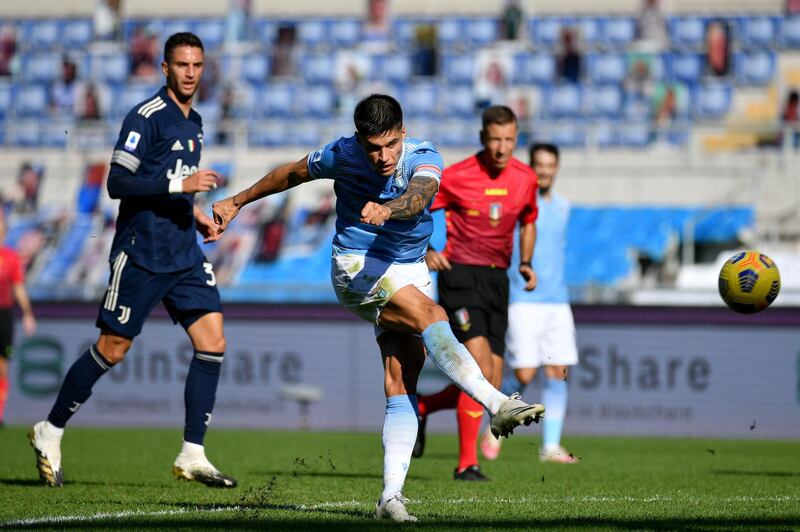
454;307;471;332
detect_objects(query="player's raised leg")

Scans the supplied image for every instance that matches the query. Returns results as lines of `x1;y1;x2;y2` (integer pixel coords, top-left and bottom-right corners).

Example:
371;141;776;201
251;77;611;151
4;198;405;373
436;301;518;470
378;286;543;438
173;310;237;487
374;331;424;522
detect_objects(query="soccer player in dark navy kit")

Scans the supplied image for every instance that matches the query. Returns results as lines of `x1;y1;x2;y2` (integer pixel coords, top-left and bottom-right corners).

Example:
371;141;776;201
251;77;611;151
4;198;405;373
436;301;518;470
29;33;236;488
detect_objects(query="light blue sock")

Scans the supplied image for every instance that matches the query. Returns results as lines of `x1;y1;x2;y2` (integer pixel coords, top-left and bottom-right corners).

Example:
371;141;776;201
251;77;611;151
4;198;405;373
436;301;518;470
380;395;418;504
500;372;525;397
421;321;506;413
542;378;568;450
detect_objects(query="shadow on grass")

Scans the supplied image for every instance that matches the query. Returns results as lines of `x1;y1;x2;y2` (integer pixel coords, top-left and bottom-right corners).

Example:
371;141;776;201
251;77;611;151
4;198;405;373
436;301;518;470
713;469;800;478
0;478;160;488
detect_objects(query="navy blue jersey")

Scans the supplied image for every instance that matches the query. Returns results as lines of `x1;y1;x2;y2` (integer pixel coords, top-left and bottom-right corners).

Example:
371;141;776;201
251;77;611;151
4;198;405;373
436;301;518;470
108;86;204;273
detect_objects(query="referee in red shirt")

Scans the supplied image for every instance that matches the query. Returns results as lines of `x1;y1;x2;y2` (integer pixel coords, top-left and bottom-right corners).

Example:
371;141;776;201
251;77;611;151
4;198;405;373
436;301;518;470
415;106;538;480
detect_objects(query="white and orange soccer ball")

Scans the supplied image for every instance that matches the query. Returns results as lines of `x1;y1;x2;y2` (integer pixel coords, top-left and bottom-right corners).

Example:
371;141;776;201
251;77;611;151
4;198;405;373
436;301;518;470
718;250;781;314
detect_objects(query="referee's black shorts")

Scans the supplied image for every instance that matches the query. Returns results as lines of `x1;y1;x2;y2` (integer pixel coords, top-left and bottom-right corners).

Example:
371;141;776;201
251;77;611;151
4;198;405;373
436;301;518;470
0;307;13;359
436;262;509;356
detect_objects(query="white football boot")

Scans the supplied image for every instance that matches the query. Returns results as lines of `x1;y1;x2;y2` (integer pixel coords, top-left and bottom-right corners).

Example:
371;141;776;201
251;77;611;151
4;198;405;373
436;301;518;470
489;393;545;439
173;442;237;488
375;494;418;522
28;420;64;487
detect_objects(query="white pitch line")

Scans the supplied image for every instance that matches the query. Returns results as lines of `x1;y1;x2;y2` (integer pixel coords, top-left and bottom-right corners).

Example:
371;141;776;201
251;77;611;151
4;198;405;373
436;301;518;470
4;495;798;527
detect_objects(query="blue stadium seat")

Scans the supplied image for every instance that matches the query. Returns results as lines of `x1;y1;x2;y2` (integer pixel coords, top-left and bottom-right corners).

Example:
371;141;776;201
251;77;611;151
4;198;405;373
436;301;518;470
0;81;11;118
41;118;74;148
437;118;479;147
301;53;335;84
602;17;636;48
294;120;322;146
19;53;61;83
257;83;295;118
115;83;160;118
10;120;42;147
247;119;288;146
513;53;555;84
392;18;421;48
400;83;438;117
616;122;652;148
437;18;466;48
668;16;706;50
330;18;362;47
89;52;129;84
62;19;93;49
780;16;800;48
693;82;732;120
239;53;270;84
20;19;61;50
297;19;329;48
593;122;617;147
441;53;475;85
622;93;651;121
542;84;583;118
589;85;623;117
441;86;475;118
547;121;586;147
161;19;193;38
734;51;776;86
194;18;226;50
466;18;499;46
529;17;564;49
297;85;335;117
14;84;48;118
577;17;603;48
253;18;277;45
373;53;412;84
668;53;703;84
587;53;627;84
736;16;777;50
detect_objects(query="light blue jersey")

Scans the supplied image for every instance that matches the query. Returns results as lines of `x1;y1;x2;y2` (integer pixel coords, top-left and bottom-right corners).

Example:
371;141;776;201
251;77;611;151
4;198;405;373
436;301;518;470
308;135;443;263
509;191;570;303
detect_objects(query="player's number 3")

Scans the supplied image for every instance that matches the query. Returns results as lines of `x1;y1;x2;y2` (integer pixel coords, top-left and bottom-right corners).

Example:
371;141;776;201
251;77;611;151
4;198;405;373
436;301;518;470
203;262;217;286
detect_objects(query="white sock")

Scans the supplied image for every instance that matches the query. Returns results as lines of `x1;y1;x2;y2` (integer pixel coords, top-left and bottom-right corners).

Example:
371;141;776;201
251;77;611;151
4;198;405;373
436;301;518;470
380;395;418;504
43;420;64;439
179;441;206;460
421;321;507;414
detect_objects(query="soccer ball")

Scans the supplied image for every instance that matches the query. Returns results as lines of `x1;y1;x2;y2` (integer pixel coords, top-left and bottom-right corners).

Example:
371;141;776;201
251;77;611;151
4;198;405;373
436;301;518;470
718;250;781;314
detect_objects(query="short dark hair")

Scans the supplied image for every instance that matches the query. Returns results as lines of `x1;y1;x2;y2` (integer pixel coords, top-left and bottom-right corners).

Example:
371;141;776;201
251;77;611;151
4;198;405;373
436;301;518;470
529;142;559;163
164;32;204;63
481;105;517;129
354;94;403;138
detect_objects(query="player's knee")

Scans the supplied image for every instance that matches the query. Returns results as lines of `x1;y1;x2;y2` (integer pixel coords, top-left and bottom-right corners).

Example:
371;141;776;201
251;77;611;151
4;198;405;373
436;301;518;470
417;303;448;330
202;335;226;354
98;338;132;364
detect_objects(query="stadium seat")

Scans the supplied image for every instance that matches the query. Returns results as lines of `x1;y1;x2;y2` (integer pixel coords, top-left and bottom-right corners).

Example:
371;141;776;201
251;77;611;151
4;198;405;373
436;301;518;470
780;16;800;48
373;53;412;85
329;19;362;48
587;53;627;84
41;118;74;148
297;85;335;117
602;17;636;48
577;17;603;48
89;52;129;84
297;19;329;48
14;84;48;118
9;120;42;147
529;17;564;49
616;122;652;148
693;83;732;120
392;18;421;48
547;121;587;147
0;81;11;119
668;53;704;84
437;118;479;147
399;83;439;118
737;16;777;50
115;83;161;118
62;19;93;50
441;53;475;86
161;19;193;38
253;18;277;45
441;86;476;118
542;84;583;118
20;19;61;50
589;85;623;118
301;53;335;84
513;53;555;85
194;18;225;50
19;53;61;84
437;18;466;48
257;83;295;118
466;18;499;46
734;51;776;86
668;16;707;50
622;93;651;121
240;53;270;85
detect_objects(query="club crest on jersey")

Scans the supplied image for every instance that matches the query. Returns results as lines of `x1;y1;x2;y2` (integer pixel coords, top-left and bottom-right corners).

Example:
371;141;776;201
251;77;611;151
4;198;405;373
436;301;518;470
454;307;471;332
167;158;199;180
489;202;502;226
124;131;141;152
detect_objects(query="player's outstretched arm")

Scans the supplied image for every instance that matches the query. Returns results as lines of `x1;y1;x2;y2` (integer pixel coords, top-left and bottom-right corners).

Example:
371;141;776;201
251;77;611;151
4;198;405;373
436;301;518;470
360;175;439;226
213;157;311;235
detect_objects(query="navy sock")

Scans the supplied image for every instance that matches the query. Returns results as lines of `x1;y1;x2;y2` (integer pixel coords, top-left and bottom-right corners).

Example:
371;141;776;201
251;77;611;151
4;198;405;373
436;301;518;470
184;351;224;445
47;345;114;428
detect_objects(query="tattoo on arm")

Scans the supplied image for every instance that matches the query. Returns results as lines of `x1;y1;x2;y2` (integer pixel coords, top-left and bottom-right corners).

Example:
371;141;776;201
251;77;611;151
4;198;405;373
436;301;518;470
382;176;439;220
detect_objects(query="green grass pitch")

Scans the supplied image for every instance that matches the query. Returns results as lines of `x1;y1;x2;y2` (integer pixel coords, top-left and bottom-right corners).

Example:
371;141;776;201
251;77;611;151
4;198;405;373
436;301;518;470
0;426;798;530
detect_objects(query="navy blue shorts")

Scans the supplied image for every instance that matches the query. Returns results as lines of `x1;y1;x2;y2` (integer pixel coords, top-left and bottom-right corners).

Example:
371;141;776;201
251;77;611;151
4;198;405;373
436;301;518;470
96;252;222;338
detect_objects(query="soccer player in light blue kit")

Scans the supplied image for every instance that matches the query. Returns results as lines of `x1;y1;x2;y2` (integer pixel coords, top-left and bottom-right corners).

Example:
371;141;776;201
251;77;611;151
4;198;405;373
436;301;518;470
480;143;579;464
213;95;544;522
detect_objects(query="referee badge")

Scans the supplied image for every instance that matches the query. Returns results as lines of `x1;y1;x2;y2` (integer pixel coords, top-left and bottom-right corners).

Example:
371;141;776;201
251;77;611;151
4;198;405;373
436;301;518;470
489;202;502;227
454;307;471;332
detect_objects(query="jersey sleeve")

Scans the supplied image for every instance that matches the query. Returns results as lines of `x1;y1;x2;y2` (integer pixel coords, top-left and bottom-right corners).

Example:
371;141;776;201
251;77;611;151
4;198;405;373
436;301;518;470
407;145;444;184
306;139;339;180
519;173;539;225
110;111;156;174
9;251;24;284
